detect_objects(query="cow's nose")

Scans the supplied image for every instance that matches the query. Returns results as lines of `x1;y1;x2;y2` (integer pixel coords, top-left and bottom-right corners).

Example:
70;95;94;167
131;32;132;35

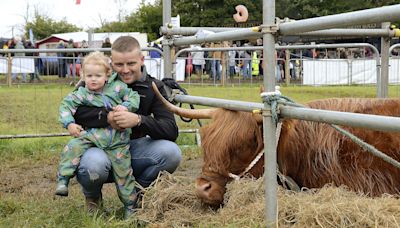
197;182;212;193
201;183;211;192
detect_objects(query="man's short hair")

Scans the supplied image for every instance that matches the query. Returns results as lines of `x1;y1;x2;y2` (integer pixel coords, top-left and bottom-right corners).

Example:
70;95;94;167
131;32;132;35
112;36;141;53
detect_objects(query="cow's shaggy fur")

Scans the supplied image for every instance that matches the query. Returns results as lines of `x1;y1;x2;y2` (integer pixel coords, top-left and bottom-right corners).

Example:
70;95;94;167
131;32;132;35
199;98;400;205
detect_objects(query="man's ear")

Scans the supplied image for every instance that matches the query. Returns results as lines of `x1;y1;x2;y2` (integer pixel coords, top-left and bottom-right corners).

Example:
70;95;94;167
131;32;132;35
140;55;145;64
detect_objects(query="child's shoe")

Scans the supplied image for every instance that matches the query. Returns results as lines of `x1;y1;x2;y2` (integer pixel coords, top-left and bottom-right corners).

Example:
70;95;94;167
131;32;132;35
55;181;69;196
123;206;136;220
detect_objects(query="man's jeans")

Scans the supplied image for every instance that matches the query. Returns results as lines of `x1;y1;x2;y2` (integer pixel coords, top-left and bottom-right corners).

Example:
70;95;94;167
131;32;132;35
76;137;182;198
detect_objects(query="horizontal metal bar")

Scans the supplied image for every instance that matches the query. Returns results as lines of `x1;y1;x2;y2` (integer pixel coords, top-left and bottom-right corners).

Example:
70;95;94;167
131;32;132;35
174;43;379;61
177;129;198;133
0;129;198;139
279;4;400;35
173;94;400;132
281;43;379;57
165;6;400;46
0;47;162;55
299;28;393;37
160;26;248;36
280;106;400;132
0;133;70;139
163;26;395;38
174;94;264;112
172;27;260;46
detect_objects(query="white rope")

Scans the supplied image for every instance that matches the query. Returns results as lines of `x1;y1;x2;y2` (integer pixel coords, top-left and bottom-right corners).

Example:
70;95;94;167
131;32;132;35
229;122;283;180
260;86;281;98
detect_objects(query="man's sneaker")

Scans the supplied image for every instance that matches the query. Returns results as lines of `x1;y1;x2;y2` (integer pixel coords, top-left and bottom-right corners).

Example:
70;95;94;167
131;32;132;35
55;183;68;196
85;194;103;213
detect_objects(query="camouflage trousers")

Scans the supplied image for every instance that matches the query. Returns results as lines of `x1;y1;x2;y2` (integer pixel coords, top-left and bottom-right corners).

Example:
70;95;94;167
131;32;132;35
57;127;137;207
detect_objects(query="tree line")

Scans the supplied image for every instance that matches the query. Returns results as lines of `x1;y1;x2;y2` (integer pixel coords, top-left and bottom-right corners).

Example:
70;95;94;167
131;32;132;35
25;0;399;41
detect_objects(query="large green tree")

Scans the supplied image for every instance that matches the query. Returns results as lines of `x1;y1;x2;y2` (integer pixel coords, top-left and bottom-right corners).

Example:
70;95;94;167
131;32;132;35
94;0;400;40
172;0;399;27
126;0;163;40
276;0;400;19
172;0;262;27
25;15;81;40
95;0;162;41
94;21;129;33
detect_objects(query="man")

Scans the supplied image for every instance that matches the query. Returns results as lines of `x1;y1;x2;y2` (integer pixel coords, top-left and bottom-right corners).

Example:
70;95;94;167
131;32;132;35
73;36;182;217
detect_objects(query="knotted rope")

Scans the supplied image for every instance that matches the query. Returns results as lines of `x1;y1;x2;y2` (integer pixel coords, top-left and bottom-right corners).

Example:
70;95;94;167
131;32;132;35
260;86;298;126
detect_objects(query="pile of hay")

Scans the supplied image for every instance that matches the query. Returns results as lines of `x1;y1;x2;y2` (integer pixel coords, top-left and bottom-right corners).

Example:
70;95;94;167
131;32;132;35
136;172;400;227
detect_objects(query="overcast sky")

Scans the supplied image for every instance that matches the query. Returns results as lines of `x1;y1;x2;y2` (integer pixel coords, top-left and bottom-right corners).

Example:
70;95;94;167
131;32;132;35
0;0;155;38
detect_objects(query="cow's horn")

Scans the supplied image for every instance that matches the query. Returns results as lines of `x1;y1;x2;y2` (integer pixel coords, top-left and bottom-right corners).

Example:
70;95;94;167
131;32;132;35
151;82;216;119
253;113;263;124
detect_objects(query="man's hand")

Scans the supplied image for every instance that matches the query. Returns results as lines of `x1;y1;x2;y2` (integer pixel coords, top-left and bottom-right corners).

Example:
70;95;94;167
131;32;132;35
107;111;124;131
113;111;141;129
113;105;128;112
67;123;83;137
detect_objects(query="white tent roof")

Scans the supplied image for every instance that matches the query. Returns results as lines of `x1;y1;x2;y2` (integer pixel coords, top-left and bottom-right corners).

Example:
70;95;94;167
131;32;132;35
46;31;148;48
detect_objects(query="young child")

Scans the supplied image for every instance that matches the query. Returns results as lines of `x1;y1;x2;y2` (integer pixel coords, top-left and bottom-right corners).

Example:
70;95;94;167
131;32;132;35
55;51;140;216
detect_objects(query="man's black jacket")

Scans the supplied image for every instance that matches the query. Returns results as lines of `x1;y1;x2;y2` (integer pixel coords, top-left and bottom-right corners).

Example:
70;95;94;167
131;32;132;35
74;72;179;142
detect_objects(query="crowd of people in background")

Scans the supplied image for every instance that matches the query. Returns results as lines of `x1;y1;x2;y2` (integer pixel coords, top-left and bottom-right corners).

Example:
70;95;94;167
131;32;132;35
0;35;380;84
0;37;112;82
1;36;43;83
183;39;377;83
184;39;265;81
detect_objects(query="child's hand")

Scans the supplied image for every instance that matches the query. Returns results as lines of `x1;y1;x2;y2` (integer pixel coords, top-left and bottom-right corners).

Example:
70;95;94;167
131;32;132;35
67;123;83;137
107;111;124;131
113;105;128;112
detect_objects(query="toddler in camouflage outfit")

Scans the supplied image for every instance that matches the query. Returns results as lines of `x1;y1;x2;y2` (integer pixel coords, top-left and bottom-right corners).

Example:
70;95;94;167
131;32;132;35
55;51;140;215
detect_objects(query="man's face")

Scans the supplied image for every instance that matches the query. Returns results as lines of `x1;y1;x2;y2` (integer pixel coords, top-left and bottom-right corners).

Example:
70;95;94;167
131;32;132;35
111;49;144;84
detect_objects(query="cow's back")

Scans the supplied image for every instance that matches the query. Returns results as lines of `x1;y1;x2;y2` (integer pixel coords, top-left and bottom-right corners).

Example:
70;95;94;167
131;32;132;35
278;98;400;196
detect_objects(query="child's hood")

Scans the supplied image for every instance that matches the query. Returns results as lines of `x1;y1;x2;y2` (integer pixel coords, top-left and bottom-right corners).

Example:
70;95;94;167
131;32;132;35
107;72;119;84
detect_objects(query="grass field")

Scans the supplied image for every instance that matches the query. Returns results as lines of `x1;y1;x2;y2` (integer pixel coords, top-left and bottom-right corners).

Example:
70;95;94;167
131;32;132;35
1;83;400;226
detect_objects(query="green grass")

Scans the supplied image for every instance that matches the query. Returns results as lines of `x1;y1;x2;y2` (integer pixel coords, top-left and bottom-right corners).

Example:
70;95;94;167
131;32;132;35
1;83;400;226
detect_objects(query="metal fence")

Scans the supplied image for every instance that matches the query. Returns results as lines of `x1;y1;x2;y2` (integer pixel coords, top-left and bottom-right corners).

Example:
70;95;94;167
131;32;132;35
173;43;385;99
0;47;162;86
160;1;400;225
0;47;203;146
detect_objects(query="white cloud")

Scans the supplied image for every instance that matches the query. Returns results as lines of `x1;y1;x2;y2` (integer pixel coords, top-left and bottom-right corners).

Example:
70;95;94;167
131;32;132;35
0;0;155;38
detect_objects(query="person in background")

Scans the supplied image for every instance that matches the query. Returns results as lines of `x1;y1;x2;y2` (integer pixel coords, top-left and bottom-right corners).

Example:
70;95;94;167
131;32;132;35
191;44;205;77
24;41;42;83
57;40;66;78
149;42;162;59
228;43;237;79
12;36;27;83
101;37;112;56
210;42;222;80
2;39;13;51
66;39;77;79
80;40;89;57
242;42;252;80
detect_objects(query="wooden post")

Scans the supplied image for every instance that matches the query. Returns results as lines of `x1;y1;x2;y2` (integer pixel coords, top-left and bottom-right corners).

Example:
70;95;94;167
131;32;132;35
7;53;12;87
221;51;226;86
285;49;290;85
